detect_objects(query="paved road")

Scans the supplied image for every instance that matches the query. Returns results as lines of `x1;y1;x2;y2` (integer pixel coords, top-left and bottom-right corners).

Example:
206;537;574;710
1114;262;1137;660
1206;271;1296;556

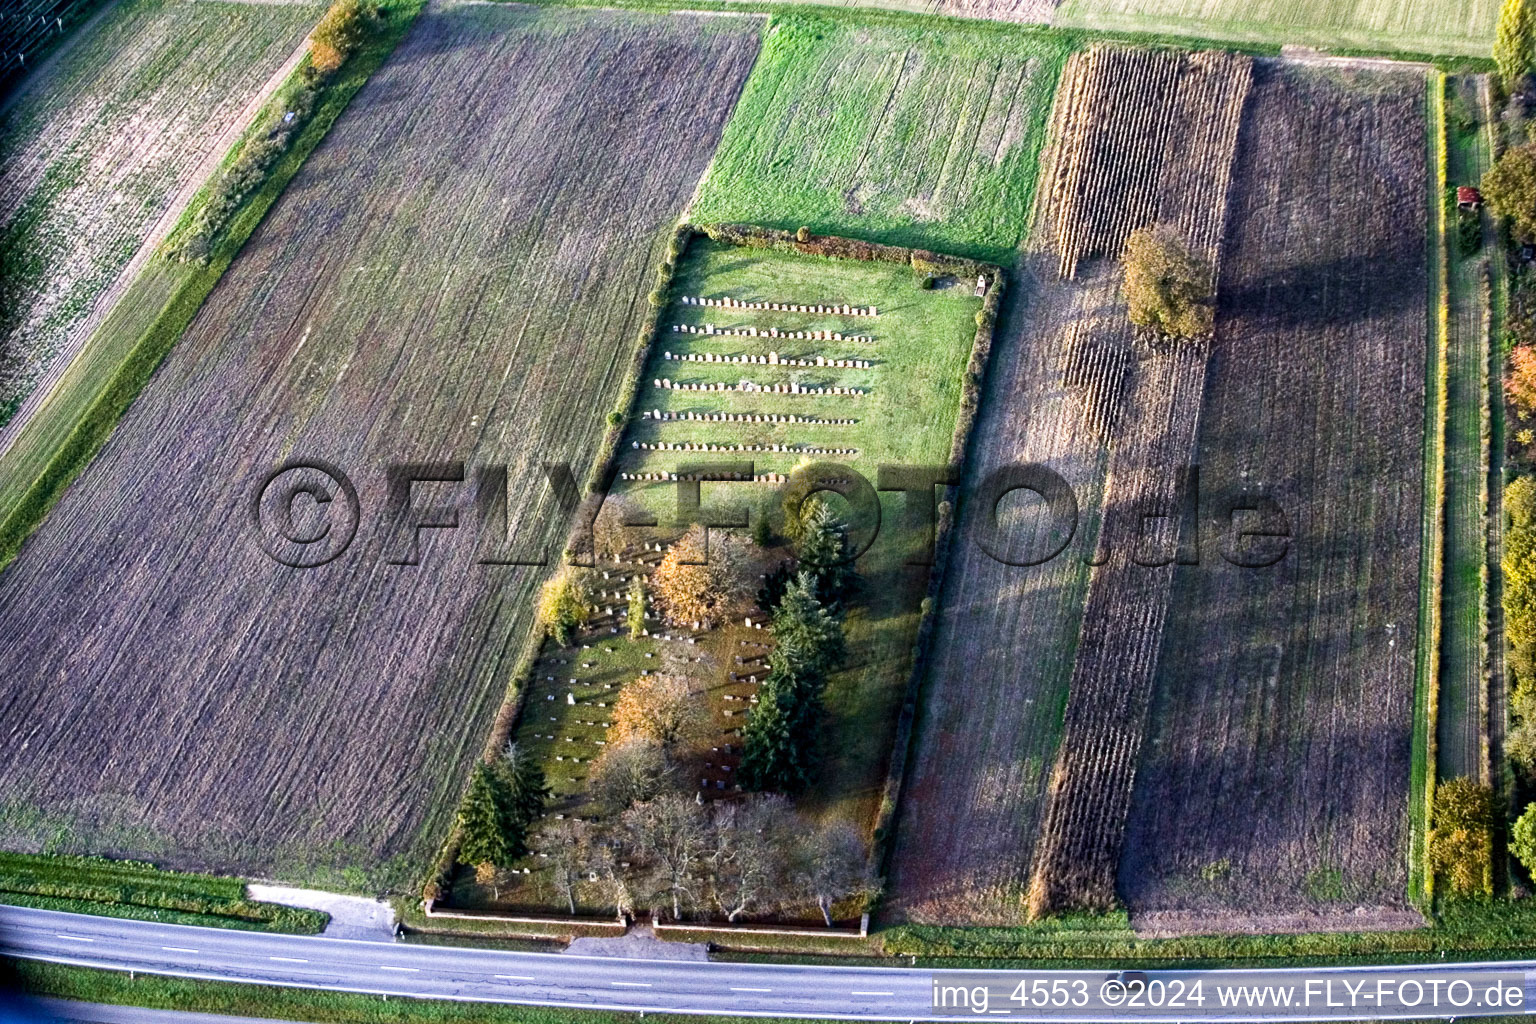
5;905;1536;1022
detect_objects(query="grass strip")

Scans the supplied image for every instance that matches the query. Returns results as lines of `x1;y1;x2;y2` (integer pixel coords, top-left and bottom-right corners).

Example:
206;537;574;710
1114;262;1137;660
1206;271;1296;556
0;853;325;934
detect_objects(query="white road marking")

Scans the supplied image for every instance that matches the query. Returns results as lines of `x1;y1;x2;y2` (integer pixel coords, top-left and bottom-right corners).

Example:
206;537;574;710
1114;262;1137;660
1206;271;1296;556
495;975;536;981
54;935;93;942
611;981;652;987
378;965;419;972
270;956;308;963
731;987;773;992
160;946;198;953
851;991;895;996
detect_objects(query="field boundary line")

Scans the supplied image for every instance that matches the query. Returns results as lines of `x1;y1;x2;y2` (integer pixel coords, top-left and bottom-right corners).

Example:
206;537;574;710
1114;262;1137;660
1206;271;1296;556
1411;72;1449;904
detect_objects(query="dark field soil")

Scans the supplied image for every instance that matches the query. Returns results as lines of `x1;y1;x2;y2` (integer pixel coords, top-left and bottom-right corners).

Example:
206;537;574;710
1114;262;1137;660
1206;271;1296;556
1119;61;1429;922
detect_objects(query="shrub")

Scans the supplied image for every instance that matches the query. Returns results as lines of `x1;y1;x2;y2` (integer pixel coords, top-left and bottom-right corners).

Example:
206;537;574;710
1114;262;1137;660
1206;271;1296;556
1429;777;1495;896
311;0;373;74
1513;802;1536;877
1505;476;1536;676
1497;0;1536;90
1484;144;1536;240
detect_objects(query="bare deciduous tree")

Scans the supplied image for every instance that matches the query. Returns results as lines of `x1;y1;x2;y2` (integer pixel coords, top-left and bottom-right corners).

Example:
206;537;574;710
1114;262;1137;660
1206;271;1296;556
709;795;795;922
623;793;710;921
588;734;676;814
536;818;591;914
792;822;879;927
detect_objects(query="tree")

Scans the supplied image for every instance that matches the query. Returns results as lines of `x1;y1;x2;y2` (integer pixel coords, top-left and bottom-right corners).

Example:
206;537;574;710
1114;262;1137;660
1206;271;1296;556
1485;144;1536;241
474;860;504;902
738;637;825;794
1121;225;1214;340
622;793;710;920
772;572;846;678
536;818;591;914
1505;476;1536;681
1497;0;1536;90
588;734;675;814
794;497;851;606
587;840;634;922
626;576;647;641
537;569;592;647
457;762;512;868
791;822;878;927
1510;346;1536;419
1429;777;1495;897
650;525;733;627
740;580;846;794
594;495;642;562
493;742;550;861
708;796;795;922
1513;802;1536;879
610;673;708;755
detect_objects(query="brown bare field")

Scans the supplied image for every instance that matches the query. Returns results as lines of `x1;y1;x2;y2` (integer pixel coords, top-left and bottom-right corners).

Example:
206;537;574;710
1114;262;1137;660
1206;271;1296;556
1119;61;1428;926
887;48;1250;926
0;1;759;888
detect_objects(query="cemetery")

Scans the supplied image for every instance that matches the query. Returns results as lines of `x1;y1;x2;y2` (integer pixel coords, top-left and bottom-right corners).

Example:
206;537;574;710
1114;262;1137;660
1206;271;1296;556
428;228;1001;921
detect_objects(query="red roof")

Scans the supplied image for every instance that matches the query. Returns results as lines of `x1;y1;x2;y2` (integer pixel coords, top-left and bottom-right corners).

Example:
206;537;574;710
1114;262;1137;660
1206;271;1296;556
1458;186;1482;203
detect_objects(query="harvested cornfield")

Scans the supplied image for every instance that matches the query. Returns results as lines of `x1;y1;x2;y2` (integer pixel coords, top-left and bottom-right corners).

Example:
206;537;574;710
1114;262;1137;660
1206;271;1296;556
1119;61;1429;929
1026;340;1209;917
883;257;1116;925
1040;46;1251;279
1021;47;1251;918
0;0;321;428
887;48;1251;926
0;1;759;887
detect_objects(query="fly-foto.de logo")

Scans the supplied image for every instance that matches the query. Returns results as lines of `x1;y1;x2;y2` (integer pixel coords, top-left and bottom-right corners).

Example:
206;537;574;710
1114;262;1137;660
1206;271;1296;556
249;459;1289;570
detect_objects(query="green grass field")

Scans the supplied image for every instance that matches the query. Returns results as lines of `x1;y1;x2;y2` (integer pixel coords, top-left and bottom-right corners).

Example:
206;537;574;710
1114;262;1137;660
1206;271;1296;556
688;15;1070;263
1052;0;1495;58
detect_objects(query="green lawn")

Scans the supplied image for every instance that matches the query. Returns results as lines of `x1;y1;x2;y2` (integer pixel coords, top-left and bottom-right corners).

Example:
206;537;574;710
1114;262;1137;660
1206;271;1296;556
1052;0;1495;58
688;14;1070;264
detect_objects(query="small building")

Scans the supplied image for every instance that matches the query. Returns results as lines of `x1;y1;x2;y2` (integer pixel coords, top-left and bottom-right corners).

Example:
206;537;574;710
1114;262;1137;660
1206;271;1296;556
1458;186;1482;211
